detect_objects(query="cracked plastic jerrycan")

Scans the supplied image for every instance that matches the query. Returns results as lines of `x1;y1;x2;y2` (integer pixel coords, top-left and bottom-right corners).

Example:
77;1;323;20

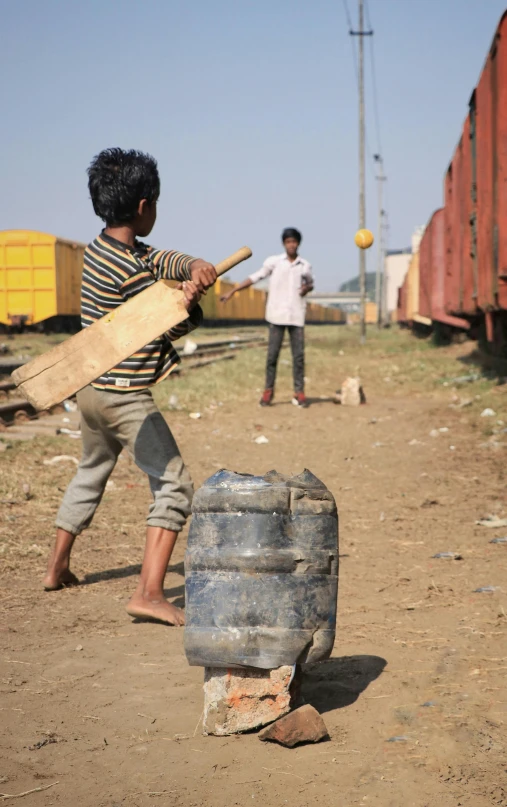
184;469;338;669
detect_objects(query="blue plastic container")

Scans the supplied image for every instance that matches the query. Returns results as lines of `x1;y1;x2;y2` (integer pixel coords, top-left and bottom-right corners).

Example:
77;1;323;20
184;469;338;669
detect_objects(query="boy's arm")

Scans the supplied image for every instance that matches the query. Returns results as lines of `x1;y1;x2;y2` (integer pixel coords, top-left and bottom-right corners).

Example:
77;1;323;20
165;304;203;341
165;280;203;341
220;258;275;303
300;264;314;297
147;248;216;292
118;264;206;337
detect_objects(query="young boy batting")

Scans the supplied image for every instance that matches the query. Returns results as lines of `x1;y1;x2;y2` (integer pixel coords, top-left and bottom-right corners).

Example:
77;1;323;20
43;148;217;627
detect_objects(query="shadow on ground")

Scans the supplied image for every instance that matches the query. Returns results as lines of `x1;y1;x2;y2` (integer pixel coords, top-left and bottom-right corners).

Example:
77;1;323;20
457;349;507;382
80;559;185;586
301;654;387;714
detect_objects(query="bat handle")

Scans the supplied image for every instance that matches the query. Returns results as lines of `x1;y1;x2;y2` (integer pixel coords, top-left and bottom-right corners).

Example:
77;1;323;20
214;247;252;278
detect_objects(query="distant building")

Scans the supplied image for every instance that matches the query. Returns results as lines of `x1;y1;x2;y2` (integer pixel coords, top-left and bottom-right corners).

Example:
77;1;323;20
383;249;411;315
383;225;425;315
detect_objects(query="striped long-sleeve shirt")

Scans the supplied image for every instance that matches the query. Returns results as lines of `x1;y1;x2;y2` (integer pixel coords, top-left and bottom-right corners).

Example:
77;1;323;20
81;231;202;392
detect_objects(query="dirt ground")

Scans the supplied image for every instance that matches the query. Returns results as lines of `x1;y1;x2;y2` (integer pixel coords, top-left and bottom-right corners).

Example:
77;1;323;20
1;326;507;806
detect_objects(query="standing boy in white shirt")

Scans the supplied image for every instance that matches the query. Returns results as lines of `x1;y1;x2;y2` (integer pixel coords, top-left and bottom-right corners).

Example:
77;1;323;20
221;228;313;407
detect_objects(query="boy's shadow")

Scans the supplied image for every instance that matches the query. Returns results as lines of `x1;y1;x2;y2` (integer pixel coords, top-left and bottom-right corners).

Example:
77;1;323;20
80;560;185;587
270;396;337;408
300;655;387;713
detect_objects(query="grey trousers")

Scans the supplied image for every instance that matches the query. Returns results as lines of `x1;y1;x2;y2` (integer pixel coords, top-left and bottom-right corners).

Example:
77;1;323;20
266;324;305;394
56;385;193;535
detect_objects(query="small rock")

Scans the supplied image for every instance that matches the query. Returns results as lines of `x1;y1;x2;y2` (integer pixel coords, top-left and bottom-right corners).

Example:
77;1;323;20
75;645;84;652
474;586;500;593
63;400;78;413
476;516;507;528
183;338;198;356
22;483;31;500
439;427;449;433
429;430;439;438
168;394;179;410
56;428;81;438
189;412;201;420
43;455;79;466
254;435;269;445
387;735;409;743
339;377;366;406
481;408;496;418
490;537;507;544
448;373;480;385
258;704;328;747
432;552;462;560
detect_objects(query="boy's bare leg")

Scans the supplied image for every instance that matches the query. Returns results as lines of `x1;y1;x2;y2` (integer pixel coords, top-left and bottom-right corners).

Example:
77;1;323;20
43;529;79;590
126;527;185;626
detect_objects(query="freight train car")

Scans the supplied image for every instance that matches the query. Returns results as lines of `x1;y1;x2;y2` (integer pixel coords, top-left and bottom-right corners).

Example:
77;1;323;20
201;278;345;325
396;250;426;328
418;208;470;334
404;11;507;353
0;230;84;331
0;231;345;330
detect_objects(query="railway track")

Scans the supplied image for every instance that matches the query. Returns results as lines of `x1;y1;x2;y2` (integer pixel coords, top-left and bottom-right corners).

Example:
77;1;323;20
0;336;266;432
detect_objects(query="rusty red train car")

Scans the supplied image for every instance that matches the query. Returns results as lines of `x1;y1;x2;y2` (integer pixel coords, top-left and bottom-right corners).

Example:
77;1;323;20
415;12;507;351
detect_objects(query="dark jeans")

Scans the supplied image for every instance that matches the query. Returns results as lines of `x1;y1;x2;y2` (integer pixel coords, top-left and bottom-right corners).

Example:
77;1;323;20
265;324;305;394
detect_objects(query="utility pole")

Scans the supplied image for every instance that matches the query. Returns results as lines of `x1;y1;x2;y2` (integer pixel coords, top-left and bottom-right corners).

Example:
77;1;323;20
374;154;386;328
381;210;390;324
350;1;373;344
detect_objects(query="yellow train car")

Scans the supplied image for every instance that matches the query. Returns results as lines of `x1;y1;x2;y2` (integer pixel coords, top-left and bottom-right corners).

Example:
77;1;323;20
0;230;344;330
0;230;85;329
346;301;377;325
405;250;431;328
200;279;344;324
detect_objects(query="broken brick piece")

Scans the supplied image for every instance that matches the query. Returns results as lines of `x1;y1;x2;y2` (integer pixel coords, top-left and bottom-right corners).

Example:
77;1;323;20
258;704;329;747
203;666;296;736
339;377;366;406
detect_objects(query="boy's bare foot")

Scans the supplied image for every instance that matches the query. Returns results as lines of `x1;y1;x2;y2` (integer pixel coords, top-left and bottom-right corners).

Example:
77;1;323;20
43;568;79;591
126;591;185;627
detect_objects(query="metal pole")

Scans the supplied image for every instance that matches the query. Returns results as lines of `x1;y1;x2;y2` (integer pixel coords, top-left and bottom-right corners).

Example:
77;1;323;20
381;211;389;324
358;0;366;343
374;154;385;328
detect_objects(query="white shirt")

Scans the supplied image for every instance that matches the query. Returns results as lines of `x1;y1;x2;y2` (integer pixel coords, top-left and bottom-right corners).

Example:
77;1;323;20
249;253;313;327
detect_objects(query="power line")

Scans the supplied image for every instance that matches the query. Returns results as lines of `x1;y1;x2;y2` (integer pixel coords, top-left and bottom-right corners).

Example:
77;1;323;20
364;0;383;158
341;0;376;182
342;0;359;83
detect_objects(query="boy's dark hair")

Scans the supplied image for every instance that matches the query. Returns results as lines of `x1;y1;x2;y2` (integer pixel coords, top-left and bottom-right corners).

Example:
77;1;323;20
282;227;302;244
87;148;160;226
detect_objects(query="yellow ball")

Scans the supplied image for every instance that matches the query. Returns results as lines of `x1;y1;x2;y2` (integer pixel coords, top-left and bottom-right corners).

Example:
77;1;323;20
354;229;374;249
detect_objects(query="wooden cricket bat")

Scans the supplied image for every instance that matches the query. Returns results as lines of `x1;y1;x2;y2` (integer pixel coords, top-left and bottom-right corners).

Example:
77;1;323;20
12;246;252;411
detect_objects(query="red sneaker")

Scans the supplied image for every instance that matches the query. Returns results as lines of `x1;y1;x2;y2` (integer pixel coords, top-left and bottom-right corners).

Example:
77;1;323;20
292;393;309;408
259;389;274;407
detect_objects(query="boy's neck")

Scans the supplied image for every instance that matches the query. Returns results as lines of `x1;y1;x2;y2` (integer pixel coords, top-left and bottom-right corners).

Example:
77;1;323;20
104;225;137;247
286;251;298;263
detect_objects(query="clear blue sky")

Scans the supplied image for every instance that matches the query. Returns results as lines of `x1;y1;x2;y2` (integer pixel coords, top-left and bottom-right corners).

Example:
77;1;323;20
1;0;506;290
